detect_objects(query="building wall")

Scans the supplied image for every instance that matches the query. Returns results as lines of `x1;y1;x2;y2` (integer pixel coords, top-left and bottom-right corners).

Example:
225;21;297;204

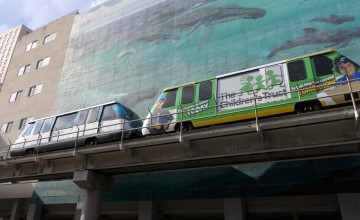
54;0;360;118
0;25;32;84
0;12;77;146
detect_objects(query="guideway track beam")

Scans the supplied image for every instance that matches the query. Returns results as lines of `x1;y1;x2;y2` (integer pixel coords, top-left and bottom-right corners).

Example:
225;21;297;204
0;106;358;183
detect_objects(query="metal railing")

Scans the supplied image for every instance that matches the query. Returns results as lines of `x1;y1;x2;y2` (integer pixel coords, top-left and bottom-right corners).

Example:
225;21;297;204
1;77;359;163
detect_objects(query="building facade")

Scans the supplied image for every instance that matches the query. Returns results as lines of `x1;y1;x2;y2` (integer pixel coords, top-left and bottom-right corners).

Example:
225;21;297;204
0;25;32;86
0;12;78;148
54;0;360;118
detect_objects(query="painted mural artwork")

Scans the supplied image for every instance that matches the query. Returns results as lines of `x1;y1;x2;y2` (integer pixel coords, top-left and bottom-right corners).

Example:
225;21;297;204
54;0;360;118
310;14;354;24
267;27;360;58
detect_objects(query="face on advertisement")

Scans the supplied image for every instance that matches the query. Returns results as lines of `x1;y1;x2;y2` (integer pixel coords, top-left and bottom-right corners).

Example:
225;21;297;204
156;99;165;109
335;56;358;79
155;93;166;110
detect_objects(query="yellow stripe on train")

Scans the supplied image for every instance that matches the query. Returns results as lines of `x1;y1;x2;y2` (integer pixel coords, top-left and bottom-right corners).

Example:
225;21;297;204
192;106;294;127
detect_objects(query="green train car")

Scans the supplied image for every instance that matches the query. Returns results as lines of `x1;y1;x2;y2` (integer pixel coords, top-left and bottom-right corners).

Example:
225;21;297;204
142;49;360;135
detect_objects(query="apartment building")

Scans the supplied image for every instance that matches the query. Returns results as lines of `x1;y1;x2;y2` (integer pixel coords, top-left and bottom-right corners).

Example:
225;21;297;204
0;11;78;148
0;25;32;86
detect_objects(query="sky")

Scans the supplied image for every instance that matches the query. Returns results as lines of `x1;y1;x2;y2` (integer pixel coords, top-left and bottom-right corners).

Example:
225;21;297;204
0;0;108;34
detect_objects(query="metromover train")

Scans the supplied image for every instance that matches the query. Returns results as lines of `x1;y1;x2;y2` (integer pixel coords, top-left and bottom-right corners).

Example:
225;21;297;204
10;49;360;156
10;101;142;156
142;49;360;135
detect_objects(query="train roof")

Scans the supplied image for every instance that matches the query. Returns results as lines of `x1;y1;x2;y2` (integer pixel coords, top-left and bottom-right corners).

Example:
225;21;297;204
217;49;335;79
163;77;215;92
162;49;335;90
27;101;122;123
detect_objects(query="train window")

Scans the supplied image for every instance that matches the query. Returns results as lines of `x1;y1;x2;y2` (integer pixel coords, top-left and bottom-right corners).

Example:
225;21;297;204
87;107;100;123
22;122;35;137
162;90;177;108
54;113;77;130
265;65;283;86
76;109;89;125
199;81;212;101
313;56;334;76
181;85;194;104
33;120;44;135
42;118;54;133
288;60;307;82
102;104;117;121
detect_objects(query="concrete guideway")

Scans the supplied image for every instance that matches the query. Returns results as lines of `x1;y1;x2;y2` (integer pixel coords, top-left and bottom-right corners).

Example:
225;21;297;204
0;106;358;183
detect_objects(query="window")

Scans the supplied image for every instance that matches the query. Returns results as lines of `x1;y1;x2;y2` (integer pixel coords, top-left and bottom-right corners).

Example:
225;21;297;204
76;110;89;125
44;32;57;44
287;60;307;82
18;64;30;76
54;113;77;130
181;85;194;104
36;57;50;69
21;122;35;137
313;56;334;77
25;41;37;52
102;104;117;121
87;107;100;123
1;121;13;133
199;81;212;101
28;84;43;96
42;117;54;133
162;90;177;108
9;90;22;102
19;118;28;130
33;120;45;135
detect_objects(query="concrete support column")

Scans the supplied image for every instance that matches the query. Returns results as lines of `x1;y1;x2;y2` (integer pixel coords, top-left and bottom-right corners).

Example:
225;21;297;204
10;199;23;220
26;204;43;220
338;193;360;220
73;170;112;220
74;203;83;220
224;198;246;220
138;201;157;220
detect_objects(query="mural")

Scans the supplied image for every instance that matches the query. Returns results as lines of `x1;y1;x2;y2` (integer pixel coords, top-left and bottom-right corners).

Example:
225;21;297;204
54;0;360;118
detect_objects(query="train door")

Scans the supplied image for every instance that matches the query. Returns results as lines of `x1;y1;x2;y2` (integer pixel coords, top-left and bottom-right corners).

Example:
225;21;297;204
179;84;196;122
84;106;101;136
74;109;89;137
193;80;216;120
287;58;317;102
99;104;123;133
311;54;336;83
51;113;78;142
38;117;54;145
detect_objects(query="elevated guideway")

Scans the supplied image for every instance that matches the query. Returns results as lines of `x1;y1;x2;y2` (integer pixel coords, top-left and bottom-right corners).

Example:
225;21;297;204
0;106;358;183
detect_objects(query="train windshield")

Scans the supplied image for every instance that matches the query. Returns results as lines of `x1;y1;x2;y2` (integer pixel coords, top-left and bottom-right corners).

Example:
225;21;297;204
161;90;177;109
21;122;35;137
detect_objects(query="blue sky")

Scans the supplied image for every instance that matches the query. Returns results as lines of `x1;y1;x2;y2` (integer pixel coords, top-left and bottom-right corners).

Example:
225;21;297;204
0;0;107;34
